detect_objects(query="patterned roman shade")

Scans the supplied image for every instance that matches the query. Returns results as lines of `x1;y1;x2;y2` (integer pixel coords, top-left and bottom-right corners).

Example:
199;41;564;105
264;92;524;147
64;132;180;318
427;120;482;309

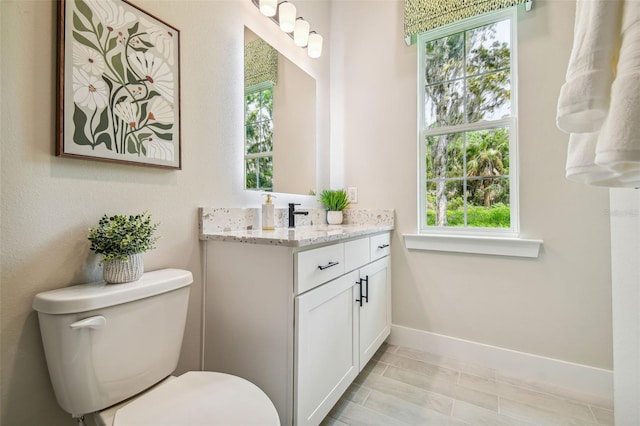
244;38;278;88
405;0;531;43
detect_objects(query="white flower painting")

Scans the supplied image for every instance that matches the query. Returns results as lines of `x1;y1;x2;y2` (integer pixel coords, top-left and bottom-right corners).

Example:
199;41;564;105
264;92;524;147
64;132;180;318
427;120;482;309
72;43;105;75
72;67;109;109
58;0;180;168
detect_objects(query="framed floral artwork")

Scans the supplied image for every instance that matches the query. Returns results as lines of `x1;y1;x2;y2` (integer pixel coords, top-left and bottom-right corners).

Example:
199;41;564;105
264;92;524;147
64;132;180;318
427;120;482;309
56;0;181;169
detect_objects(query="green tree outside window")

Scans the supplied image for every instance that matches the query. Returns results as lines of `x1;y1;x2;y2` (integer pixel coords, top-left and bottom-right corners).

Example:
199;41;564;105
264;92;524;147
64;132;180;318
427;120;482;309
421;15;515;230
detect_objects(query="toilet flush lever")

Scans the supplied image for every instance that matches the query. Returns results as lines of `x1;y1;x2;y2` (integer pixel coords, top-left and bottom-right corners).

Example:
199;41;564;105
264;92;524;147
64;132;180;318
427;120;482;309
70;316;106;330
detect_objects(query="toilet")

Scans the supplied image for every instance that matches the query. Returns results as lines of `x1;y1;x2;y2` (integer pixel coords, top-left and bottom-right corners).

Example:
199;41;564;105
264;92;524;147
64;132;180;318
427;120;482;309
33;268;280;425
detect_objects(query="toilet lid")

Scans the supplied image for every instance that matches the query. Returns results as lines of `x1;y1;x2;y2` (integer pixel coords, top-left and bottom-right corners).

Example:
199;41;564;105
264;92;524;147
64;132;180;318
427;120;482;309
112;372;280;426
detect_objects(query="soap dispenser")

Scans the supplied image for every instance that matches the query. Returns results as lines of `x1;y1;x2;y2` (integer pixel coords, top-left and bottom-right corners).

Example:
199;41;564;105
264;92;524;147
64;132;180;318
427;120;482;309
262;194;275;230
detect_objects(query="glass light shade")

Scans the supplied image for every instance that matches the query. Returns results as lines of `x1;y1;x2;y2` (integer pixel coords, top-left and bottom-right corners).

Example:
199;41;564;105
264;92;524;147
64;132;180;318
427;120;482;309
278;2;296;33
293;18;310;47
307;32;323;58
259;0;277;17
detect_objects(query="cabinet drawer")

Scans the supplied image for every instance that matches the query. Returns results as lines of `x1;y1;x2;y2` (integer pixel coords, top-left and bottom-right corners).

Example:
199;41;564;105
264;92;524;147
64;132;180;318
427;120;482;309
344;238;370;272
370;233;391;261
296;244;345;294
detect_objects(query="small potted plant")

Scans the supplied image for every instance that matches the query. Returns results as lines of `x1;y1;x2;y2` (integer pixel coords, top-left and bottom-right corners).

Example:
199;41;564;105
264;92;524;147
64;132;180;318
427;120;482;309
320;189;350;225
88;211;159;284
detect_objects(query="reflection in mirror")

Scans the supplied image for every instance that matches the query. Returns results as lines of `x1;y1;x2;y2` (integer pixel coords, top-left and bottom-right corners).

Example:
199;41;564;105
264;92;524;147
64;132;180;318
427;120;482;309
244;27;317;195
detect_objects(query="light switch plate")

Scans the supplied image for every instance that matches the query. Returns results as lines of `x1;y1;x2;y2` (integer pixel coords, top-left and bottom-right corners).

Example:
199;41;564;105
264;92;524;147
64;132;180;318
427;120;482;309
347;187;358;203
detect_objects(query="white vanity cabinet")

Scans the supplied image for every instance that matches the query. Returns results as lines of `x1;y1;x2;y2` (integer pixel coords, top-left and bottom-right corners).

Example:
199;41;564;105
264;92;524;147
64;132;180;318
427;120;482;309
294;234;391;425
204;231;391;426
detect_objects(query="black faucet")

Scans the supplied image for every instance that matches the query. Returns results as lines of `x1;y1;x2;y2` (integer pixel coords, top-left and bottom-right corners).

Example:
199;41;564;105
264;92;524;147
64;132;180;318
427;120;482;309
288;203;309;228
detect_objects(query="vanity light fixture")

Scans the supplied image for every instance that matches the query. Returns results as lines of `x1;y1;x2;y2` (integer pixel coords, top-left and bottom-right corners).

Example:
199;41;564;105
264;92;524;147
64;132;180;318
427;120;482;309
278;2;296;33
251;0;322;58
307;31;323;58
293;17;310;47
259;0;277;17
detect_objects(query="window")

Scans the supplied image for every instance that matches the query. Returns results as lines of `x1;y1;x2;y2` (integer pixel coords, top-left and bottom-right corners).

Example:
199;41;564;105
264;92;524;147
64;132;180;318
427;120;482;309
245;82;274;191
418;9;518;236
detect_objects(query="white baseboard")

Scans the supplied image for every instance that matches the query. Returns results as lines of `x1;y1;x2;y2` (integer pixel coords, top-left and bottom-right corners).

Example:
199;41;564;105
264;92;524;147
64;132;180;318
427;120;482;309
388;324;613;405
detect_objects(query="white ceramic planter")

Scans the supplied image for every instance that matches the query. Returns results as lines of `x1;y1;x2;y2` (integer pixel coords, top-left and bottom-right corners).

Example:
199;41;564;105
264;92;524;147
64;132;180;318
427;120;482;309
103;253;144;284
326;211;343;225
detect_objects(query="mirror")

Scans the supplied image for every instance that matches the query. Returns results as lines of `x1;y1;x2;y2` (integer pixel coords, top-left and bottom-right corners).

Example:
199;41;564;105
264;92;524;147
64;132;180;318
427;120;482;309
244;27;317;195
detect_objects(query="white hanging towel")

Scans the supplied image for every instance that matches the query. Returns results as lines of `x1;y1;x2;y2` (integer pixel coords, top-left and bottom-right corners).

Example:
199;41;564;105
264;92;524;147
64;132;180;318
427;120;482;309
594;0;640;186
565;133;620;185
558;0;640;188
556;0;622;133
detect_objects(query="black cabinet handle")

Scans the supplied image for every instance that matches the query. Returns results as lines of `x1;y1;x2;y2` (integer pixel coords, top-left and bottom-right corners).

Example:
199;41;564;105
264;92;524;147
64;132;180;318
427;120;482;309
363;276;369;303
378;244;390;249
356;276;369;307
317;261;339;271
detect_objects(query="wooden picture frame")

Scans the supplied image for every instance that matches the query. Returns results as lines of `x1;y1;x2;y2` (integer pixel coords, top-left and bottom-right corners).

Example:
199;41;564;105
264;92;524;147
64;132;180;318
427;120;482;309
56;0;181;169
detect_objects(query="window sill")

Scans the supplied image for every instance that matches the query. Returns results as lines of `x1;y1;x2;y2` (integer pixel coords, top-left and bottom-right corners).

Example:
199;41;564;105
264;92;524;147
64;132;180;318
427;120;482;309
403;233;543;258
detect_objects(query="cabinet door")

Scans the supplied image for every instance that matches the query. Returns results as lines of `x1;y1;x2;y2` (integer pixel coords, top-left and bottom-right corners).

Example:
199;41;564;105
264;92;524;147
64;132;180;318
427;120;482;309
358;256;391;370
295;271;360;426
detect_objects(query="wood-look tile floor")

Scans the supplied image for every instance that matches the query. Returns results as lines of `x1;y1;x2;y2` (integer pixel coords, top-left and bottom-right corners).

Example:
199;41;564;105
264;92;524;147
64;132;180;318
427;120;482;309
321;344;614;426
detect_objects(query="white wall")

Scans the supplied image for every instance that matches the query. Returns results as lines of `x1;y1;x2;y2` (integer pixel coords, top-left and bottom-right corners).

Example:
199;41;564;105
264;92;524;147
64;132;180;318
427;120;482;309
0;1;329;424
332;0;613;372
610;189;640;425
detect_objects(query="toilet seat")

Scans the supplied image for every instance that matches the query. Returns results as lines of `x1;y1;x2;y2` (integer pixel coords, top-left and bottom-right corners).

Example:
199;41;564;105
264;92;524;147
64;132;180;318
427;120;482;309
104;371;280;426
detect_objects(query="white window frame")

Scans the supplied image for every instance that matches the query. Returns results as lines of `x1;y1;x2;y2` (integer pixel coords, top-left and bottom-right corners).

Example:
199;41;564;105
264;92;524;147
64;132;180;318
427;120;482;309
418;8;519;238
408;7;542;257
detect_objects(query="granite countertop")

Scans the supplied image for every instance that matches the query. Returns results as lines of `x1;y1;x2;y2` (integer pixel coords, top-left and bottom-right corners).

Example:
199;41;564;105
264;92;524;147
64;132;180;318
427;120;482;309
200;223;394;247
199;207;394;247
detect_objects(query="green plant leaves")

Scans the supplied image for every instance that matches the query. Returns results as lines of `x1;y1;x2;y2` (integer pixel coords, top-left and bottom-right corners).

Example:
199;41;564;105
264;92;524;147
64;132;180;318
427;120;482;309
152;131;173;140
87;212;160;263
72;105;92;146
139;100;148;121
127;136;138;154
138;132;152;140
148;122;173;130
320;189;350;211
107;36;118;53
126;68;138;85
72;12;91;33
96;132;112;150
73;30;98;51
95;107;110;133
74;0;93;25
111;53;125;81
128;22;140;36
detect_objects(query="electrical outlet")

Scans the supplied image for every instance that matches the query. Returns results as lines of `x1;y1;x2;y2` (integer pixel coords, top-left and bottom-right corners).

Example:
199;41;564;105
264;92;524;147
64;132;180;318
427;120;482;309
347;187;358;203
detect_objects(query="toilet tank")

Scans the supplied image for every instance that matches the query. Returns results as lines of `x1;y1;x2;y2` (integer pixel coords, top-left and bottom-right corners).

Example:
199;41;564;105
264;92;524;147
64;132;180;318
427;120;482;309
33;268;193;417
